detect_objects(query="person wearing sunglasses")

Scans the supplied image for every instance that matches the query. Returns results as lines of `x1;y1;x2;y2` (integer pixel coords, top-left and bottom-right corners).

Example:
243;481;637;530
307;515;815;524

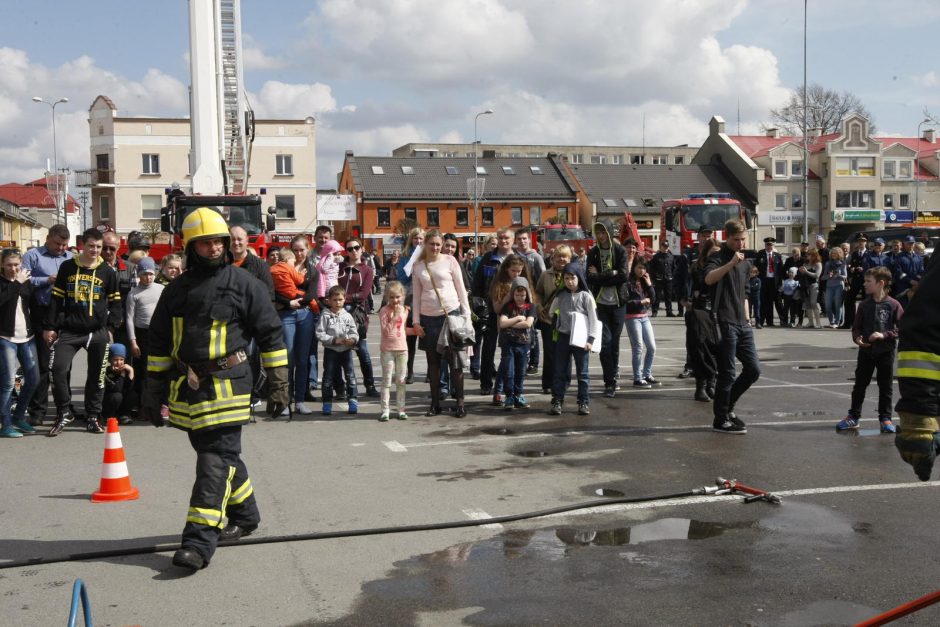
338;239;378;398
21;224;72;426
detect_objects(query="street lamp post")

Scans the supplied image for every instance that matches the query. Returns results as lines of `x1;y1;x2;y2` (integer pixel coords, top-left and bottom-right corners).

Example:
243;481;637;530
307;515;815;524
473;109;493;254
32;96;69;225
915;118;932;225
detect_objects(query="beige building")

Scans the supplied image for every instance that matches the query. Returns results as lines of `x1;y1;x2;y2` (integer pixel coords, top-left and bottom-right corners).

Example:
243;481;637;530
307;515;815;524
76;96;317;236
394;142;697;167
694;114;940;246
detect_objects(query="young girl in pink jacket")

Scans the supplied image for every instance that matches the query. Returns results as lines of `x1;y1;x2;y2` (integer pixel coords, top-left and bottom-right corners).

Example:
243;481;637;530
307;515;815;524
377;281;415;421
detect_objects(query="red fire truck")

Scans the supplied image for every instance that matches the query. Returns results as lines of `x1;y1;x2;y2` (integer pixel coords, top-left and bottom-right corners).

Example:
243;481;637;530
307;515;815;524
660;193;750;254
533;223;594;257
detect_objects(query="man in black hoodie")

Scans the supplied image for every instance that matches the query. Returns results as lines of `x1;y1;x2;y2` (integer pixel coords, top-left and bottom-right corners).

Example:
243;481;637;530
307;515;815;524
45;228;122;436
586;219;629;397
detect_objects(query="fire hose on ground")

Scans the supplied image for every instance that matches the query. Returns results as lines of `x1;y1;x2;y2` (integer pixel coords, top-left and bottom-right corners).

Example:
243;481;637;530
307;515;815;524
3;476;774;570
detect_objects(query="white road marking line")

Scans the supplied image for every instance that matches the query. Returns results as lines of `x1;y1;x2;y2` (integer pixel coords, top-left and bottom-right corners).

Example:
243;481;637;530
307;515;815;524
543;481;940;519
760;374;853;398
392;417;855;450
462;508;504;530
351;443;366;447
383;440;408;453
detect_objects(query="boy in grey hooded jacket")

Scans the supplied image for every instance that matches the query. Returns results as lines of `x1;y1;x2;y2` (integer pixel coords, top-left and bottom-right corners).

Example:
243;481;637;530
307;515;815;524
315;285;360;415
547;262;598;416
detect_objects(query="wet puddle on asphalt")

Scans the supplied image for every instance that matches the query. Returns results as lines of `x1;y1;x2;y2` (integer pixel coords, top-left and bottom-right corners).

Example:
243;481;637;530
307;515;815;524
311;503;875;625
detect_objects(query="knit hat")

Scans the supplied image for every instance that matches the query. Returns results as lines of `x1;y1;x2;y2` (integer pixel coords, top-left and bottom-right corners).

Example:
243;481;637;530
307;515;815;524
109;343;127;359
136;256;157;275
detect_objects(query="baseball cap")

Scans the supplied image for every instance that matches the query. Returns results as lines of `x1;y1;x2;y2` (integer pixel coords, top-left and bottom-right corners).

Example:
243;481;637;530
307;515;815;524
109;343;127;359
873;238;885;245
905;235;917;243
136;256;157;275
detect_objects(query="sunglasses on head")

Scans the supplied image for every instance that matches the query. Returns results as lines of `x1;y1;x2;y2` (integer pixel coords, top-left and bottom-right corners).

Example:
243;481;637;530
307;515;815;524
346;245;361;252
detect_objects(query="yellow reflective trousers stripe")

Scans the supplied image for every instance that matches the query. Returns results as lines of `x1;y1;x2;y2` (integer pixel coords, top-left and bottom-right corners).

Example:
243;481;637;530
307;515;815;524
898;351;940;382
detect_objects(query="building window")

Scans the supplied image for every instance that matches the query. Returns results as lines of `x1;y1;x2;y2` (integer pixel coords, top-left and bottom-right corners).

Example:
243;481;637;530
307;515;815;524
557;207;569;223
774;160;787;177
456;207;469;226
511;207;522;225
883;159;913;179
529;166;543;175
141;194;162;220
603;199;618;208
884;194;894;208
377;207;391;227
482;207;494;226
792;194;802;208
446;166;459;175
476;166;487;175
275;195;295;219
775;227;786;244
502;166;515;175
530;206;541;225
835;157;875;176
791;226;802;243
427;207;439;226
276;154;293;176
836;190;874;208
590;155;606;164
404;207;417;221
652;155;667;165
371;166;385;175
401;165;415;175
570;154;583;164
612;155;623;164
674;156;685;165
899;194;910;208
142;154;160;175
775;193;787;210
631;155;644;165
791;161;803;176
100;195;110;220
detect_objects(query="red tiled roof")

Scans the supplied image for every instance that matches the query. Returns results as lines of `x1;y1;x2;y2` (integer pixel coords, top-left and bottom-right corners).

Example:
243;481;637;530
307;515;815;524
877;137;940;159
0;182;79;212
728;133;840;158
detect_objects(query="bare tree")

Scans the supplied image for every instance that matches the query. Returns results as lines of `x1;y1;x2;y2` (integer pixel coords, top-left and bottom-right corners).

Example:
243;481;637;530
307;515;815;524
140;219;165;244
394;217;418;241
768;83;875;135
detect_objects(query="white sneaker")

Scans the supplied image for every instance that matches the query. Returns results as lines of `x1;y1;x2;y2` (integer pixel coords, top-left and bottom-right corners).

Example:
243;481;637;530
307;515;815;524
294;402;313;415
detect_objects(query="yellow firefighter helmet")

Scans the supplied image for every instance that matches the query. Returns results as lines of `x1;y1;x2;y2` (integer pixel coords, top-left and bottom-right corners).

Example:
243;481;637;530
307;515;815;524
181;207;229;247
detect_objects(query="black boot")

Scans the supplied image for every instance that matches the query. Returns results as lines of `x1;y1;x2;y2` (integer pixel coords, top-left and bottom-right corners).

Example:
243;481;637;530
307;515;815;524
694;380;710;403
705;379;716;399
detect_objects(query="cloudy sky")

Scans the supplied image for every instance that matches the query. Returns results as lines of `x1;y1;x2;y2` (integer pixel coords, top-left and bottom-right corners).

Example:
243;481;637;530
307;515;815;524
2;0;938;191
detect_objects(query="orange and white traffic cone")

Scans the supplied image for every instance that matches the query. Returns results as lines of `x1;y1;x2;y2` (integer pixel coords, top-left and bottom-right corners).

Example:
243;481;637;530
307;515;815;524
91;417;140;503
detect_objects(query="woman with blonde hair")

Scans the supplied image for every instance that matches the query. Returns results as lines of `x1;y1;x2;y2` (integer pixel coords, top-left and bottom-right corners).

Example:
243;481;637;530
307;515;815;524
410;230;471;417
822;246;847;328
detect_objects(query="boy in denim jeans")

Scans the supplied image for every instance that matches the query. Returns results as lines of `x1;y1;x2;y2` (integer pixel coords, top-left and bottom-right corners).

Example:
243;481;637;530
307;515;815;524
315;285;360;415
498;277;535;410
547;263;598;416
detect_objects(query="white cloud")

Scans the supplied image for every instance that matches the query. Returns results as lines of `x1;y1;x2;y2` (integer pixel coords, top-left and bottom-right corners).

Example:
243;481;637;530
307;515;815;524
0;48;188;185
250;81;338;118
914;71;939;88
242;34;287;71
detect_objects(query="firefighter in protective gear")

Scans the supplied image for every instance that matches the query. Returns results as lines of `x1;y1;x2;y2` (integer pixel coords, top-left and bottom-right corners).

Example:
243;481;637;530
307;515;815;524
142;207;289;571
895;257;940;481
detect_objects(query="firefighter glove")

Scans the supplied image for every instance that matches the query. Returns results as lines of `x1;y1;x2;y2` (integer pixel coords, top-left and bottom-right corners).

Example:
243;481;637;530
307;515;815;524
266;365;290;409
895;413;940;481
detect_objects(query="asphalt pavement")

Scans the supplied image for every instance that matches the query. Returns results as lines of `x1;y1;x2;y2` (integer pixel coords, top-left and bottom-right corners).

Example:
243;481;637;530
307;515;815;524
1;314;938;626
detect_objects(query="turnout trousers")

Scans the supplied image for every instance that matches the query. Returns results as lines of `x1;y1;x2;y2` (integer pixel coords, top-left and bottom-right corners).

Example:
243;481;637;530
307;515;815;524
182;426;260;563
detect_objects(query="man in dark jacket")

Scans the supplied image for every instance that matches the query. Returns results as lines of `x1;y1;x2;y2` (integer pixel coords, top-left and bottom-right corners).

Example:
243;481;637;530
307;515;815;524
649;241;676;317
586;220;629;397
229;226;274;301
44;228;123;436
704;220;760;434
844;235;869;329
895;255;940;480
753;237;784;326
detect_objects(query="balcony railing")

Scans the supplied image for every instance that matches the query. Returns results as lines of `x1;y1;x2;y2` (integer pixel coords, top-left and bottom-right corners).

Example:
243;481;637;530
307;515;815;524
74;168;115;187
